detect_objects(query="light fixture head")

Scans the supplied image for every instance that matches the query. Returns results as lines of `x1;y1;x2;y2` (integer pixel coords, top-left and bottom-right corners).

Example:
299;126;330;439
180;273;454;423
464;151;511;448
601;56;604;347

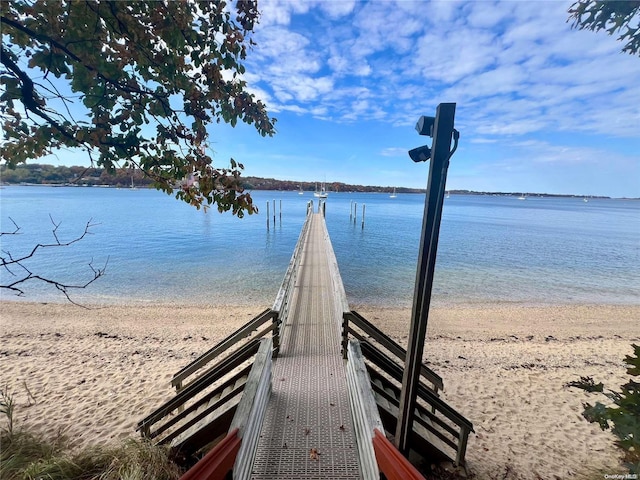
408;145;431;163
415;116;435;137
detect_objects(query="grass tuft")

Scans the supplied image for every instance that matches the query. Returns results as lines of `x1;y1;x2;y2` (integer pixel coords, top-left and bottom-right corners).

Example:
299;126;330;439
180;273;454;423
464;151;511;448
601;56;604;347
1;387;182;480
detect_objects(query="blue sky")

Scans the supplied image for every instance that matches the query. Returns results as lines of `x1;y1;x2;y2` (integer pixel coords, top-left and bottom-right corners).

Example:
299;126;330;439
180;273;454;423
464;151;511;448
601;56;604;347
211;0;639;198
27;1;640;197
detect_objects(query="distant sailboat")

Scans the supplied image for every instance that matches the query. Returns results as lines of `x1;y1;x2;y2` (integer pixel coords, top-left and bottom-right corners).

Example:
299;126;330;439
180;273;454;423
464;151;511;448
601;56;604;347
518;193;526;200
446;191;450;198
583;197;589;203
298;186;304;195
314;182;328;198
390;187;397;198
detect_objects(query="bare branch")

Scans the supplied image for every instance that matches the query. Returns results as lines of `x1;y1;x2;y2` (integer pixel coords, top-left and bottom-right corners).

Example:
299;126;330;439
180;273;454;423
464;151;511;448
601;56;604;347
0;217;21;236
1;217;106;307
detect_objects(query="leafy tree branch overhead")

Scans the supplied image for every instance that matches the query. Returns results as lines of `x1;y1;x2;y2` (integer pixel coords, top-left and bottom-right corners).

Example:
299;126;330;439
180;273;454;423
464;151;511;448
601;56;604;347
0;0;276;216
568;0;640;56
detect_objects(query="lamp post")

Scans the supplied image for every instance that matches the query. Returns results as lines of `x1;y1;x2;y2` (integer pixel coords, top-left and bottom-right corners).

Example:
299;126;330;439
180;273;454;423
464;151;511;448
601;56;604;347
395;103;458;455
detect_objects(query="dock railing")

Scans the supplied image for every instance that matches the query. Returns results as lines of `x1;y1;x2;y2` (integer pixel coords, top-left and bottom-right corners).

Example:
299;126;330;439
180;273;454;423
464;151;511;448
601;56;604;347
346;340;383;480
359;339;473;467
271;204;313;342
171;308;277;392
176;338;273;480
319;210;350;330
342;310;443;394
230;338;273;480
342;309;472;468
138;338;260;446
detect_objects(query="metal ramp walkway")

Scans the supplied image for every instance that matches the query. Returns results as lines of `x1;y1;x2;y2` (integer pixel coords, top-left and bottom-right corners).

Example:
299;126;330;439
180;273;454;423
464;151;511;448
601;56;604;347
251;213;360;479
138;204;472;480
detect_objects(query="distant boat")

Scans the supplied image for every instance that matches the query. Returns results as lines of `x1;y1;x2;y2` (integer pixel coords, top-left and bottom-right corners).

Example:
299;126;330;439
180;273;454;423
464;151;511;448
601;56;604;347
446;191;450;199
390;187;397;198
518;193;526;200
314;182;328;198
583;197;589;203
298;186;304;195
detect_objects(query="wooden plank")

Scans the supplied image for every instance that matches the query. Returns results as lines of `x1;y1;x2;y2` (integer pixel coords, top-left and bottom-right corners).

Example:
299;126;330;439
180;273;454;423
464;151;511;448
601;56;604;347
139;339;260;431
348;310;443;392
172;309;274;389
170;402;239;457
161;382;245;446
360;341;473;431
373;393;456;465
151;365;252;439
367;367;460;440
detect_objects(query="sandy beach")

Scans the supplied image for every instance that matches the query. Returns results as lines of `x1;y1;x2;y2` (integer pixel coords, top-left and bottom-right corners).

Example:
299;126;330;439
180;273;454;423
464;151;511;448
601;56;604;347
1;301;638;479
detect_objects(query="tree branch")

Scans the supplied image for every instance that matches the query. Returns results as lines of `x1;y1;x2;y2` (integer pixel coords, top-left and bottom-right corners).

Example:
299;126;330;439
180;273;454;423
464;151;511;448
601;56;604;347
1;216;107;307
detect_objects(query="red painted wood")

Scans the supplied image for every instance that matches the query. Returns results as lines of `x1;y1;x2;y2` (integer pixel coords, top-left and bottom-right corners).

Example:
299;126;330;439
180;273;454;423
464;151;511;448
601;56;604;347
372;428;426;480
179;428;241;480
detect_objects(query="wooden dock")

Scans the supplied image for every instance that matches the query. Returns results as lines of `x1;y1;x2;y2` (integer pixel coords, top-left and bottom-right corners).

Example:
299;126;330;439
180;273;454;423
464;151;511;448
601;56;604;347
138;204;472;480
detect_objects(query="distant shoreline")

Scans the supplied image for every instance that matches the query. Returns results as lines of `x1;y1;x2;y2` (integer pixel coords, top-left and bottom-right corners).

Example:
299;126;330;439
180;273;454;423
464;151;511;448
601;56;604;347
2;182;634;200
3;165;637;199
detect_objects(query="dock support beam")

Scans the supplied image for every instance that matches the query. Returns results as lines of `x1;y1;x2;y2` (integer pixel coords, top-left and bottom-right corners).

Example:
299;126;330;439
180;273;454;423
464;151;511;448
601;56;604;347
395;103;457;455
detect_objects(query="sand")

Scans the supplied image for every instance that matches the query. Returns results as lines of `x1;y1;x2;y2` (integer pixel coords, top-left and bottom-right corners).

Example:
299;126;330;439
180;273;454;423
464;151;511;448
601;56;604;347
1;300;638;479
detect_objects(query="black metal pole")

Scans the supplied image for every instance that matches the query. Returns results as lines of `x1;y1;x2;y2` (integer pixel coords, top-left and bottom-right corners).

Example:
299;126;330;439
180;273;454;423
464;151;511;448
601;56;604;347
395;103;456;454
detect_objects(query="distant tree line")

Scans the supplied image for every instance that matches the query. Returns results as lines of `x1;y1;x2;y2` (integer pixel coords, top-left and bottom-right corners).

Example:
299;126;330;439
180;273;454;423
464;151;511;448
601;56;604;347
0;163;154;187
2;164;619;198
0;163;422;193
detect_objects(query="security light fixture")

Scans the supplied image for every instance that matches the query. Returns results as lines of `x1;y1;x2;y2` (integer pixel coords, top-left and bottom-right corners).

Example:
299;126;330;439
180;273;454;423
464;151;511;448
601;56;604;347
408;145;432;163
415;116;435;137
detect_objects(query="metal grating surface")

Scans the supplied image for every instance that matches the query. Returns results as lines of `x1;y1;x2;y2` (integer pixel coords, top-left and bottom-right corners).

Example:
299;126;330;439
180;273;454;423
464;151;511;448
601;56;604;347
252;214;361;479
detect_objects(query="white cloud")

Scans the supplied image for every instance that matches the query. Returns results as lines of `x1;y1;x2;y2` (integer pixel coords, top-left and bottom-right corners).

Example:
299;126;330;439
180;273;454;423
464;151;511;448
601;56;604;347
242;0;640;142
318;0;356;19
257;1;311;27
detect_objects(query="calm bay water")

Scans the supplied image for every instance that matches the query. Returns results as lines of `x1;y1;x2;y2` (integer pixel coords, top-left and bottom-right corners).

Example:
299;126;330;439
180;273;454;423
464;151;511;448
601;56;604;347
1;186;638;307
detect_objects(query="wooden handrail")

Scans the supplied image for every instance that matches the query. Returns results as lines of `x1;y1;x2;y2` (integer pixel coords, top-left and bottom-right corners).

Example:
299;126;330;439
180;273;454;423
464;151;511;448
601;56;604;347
172;308;275;390
179;428;241;480
372;429;426;480
344;310;444;392
150;364;252;440
139;339;261;434
360;341;473;432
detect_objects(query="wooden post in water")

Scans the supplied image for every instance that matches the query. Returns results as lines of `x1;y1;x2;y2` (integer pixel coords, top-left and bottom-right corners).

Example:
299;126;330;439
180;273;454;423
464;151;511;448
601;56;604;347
395;103;457;455
279;200;282;223
361;204;366;229
350;200;353;221
272;200;276;225
353;202;357;224
266;201;270;230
